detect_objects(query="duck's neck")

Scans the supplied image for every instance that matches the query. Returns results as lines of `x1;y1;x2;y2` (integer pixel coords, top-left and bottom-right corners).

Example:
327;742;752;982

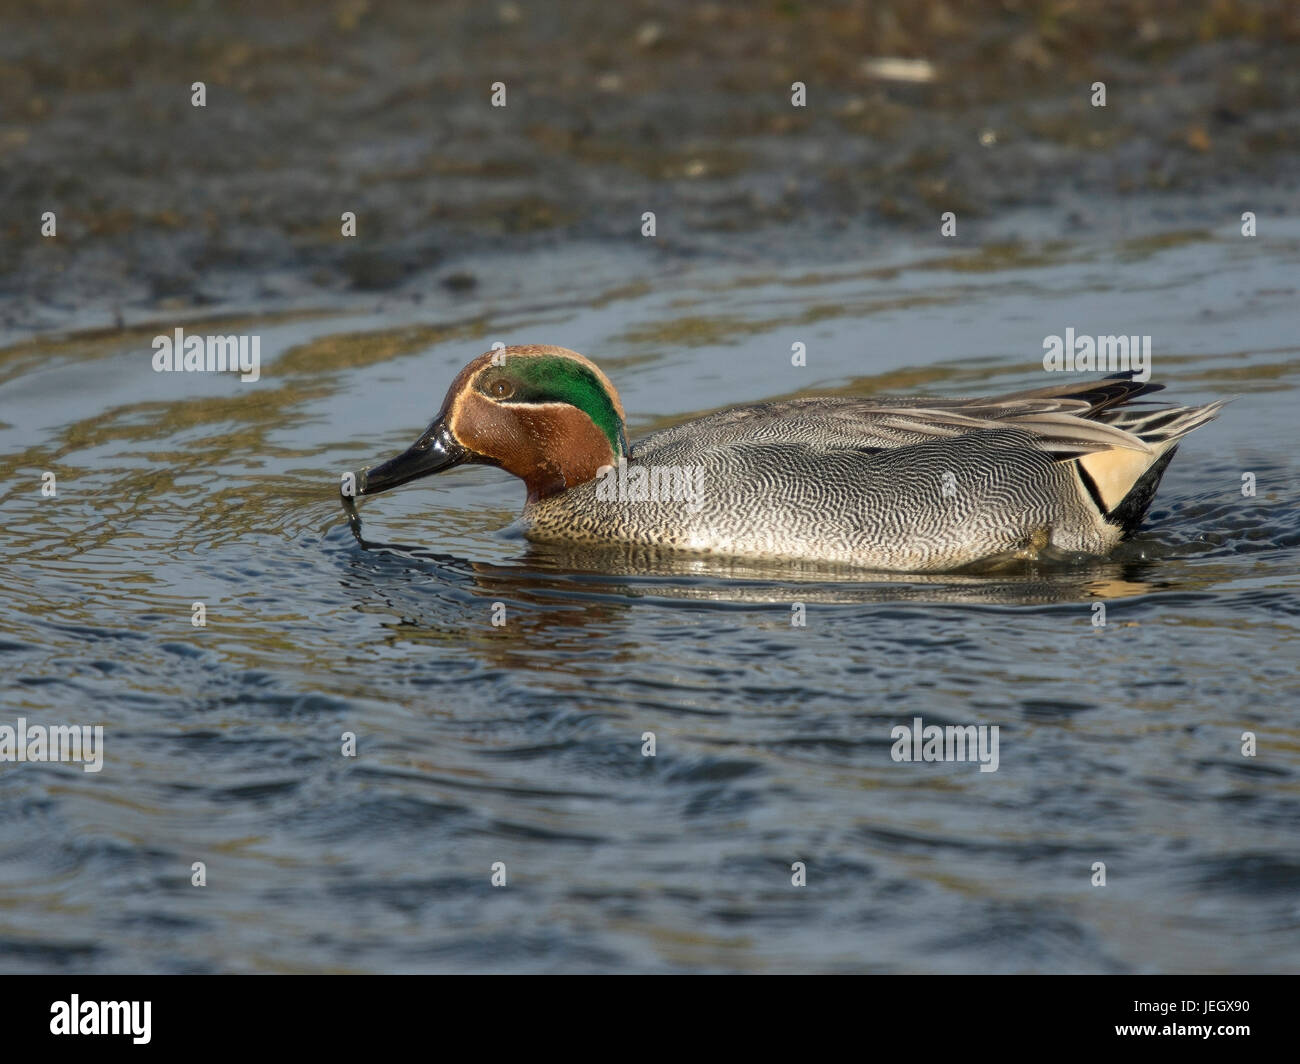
517;403;626;503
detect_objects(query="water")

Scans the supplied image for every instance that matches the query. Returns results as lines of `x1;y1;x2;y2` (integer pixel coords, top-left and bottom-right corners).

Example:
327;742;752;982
2;228;1298;973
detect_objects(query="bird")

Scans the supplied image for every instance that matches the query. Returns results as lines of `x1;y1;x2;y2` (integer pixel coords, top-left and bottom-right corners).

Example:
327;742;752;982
345;344;1223;572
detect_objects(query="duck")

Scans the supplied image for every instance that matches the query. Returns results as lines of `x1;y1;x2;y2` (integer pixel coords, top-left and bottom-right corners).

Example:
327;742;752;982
345;344;1223;572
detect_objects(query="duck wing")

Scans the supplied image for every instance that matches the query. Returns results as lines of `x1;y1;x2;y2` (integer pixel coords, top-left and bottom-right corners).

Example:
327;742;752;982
635;388;1153;464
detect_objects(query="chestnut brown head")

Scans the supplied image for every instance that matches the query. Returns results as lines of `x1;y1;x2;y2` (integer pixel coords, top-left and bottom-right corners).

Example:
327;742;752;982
351;345;628;504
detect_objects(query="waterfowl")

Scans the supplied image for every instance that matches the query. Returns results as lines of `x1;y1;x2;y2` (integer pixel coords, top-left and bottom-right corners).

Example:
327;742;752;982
346;344;1222;572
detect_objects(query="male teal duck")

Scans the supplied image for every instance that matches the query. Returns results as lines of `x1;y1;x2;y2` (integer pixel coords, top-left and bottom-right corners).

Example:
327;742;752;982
346;344;1223;572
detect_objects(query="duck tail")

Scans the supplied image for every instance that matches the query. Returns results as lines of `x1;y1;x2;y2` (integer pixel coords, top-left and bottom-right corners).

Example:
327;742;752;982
1078;396;1226;537
1100;399;1227;448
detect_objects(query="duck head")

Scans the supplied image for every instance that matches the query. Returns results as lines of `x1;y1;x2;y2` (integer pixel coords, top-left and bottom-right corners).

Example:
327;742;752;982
350;344;629;504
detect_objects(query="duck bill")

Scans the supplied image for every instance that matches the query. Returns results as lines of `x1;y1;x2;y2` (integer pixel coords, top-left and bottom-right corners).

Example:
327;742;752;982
352;418;469;496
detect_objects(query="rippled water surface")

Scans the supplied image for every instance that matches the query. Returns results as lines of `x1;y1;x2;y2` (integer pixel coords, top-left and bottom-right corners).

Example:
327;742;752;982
2;229;1298;972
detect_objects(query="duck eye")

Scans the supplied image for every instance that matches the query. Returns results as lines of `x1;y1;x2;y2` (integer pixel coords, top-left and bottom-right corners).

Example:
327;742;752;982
488;378;514;399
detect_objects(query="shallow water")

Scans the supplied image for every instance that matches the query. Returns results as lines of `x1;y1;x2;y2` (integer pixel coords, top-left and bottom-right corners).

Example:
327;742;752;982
2;227;1298;973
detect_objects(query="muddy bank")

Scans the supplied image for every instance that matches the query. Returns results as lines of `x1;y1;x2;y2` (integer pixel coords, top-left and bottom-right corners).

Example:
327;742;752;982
1;0;1298;333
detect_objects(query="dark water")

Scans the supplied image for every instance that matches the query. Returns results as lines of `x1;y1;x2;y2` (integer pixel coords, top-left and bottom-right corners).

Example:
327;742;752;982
2;229;1298;972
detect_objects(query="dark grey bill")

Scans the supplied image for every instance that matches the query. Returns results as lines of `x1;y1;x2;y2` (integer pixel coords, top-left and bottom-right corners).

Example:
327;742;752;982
351;419;468;496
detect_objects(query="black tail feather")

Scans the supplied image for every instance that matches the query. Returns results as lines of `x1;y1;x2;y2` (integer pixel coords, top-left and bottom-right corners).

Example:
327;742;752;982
1109;444;1179;537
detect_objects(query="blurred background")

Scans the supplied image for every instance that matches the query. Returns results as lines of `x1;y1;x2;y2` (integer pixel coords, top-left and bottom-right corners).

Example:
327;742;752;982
3;0;1298;332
